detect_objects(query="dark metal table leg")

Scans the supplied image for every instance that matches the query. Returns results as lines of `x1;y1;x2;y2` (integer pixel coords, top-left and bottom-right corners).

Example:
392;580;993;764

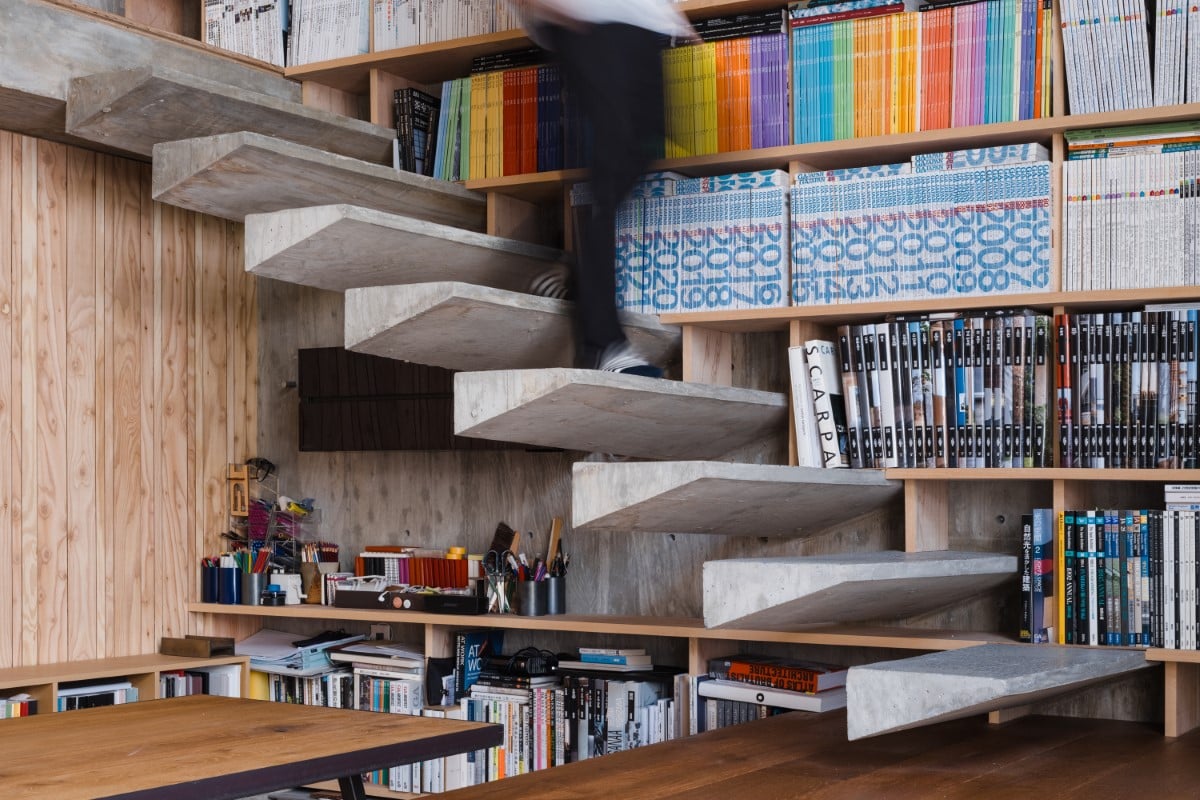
337;774;367;800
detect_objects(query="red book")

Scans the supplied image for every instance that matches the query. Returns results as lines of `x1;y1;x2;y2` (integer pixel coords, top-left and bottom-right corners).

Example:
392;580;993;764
707;655;848;694
519;66;538;175
502;69;521;176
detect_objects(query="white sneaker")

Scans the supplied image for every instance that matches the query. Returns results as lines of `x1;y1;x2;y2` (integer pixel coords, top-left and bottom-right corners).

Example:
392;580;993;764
592;340;663;379
527;260;571;300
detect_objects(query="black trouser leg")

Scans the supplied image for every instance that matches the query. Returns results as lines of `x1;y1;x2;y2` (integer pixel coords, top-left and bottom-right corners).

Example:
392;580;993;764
543;23;667;366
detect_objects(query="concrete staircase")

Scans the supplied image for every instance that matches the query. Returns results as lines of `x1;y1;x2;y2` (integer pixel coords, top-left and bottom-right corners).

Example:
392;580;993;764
66;66;395;163
346;283;678;372
53;31;1114;738
845;644;1153;740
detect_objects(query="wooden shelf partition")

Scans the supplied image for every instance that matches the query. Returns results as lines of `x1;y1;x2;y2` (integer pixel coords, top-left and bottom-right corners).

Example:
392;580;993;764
0;654;250;714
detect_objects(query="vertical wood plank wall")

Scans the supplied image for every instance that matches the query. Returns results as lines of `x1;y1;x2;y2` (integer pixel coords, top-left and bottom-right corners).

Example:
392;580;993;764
0;130;255;669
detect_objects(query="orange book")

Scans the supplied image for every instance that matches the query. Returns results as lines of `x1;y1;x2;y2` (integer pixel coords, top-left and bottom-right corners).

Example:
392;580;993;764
731;37;752;152
715;38;732;153
519;66;538;174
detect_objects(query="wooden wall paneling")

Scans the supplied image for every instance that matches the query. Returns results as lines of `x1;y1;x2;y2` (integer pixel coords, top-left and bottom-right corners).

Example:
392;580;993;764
19;135;38;665
137;160;156;653
0;131;15;666
194;214;229;635
108;155;149;656
155;198;192;642
96;153;113;661
66;145;99;662
302;81;366;121
224;219;258;642
681;326;732;386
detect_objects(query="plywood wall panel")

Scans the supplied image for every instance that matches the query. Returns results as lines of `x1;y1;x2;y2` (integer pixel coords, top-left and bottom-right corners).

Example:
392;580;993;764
155;200;190;644
0;131;15;666
0;132;253;669
66;146;99;662
35;139;69;664
19;136;38;665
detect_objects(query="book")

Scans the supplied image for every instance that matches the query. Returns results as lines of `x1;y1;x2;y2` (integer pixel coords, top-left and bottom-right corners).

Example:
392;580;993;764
330;641;424;670
789;345;825;467
577;647;647;656
454;629;505;697
556;660;655;673
804;339;850;468
708;654;848;694
578;652;652;667
696;678;847;712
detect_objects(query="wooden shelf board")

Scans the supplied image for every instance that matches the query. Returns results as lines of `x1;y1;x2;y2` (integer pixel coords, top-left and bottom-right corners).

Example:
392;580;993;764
888;468;1200;482
1146;649;1200;664
187;603;1005;650
0;654;247;692
662;286;1200;333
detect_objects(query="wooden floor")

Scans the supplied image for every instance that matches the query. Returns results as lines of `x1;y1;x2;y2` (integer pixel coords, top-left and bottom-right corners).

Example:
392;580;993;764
440;711;1200;799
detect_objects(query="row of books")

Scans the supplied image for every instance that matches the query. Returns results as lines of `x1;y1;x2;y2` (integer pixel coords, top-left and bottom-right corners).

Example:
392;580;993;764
1;694;36;718
1062;124;1200;292
55;681;139;712
1060;0;1199;114
372;0;520;52
1024;508;1200;650
665;33;791;158
606;170;791;314
1055;309;1198;470
159;665;242;699
791;0;1054;143
287;0;369;66
203;0;286;67
791;150;1052;307
845;313;1053;469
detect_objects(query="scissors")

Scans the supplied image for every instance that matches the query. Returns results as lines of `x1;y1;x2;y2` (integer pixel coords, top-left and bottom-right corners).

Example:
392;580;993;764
483;549;517;613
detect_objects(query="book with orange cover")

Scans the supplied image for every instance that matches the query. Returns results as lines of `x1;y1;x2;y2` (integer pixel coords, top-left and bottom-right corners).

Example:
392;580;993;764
708;654;848;694
519;66;538;175
731;36;752;152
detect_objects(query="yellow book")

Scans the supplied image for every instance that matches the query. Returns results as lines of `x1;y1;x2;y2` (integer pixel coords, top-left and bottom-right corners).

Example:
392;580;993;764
663;47;684;159
890;13;901;135
469;73;487;180
1057;509;1066;644
248;668;270;701
486;70;503;179
698;41;719;155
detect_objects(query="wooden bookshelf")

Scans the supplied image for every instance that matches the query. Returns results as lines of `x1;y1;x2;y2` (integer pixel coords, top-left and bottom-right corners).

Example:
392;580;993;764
0;654;250;714
240;1;1200;742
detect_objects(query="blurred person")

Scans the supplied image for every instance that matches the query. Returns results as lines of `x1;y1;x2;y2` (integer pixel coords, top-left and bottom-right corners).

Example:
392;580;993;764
514;0;697;377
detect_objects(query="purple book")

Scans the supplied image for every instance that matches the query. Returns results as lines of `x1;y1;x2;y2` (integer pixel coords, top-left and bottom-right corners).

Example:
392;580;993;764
750;36;764;150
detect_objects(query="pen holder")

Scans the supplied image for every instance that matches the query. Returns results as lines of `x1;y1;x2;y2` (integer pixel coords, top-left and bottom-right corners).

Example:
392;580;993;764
241;571;269;606
515;580;548;617
201;565;220;603
217;566;242;605
546;576;566;615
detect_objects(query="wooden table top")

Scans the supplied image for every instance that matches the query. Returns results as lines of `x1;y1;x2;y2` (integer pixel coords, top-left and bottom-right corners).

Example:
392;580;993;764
0;694;501;800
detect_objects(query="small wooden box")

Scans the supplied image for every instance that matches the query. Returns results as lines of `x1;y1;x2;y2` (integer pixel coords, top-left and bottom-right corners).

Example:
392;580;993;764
159;635;236;658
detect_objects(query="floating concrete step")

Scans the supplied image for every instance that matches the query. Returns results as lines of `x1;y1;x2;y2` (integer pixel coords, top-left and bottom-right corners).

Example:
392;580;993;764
573;461;901;537
67;66;395;164
345;282;680;372
0;0;298;145
152;132;486;231
454;370;787;460
246;205;562;293
846;644;1153;740
703;551;1017;630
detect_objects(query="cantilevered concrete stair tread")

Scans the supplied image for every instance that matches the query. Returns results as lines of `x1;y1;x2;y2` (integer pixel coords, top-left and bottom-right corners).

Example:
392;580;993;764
246;204;562;293
152;132;486;231
572;461;901;537
345;282;679;372
67;66;395;163
454;370;787;460
703;551;1017;631
845;644;1153;740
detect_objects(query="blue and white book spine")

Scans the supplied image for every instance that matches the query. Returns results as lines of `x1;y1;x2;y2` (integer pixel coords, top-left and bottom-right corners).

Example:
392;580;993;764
793;162;912;184
789;0;899;19
911;143;1050;171
675;169;789;195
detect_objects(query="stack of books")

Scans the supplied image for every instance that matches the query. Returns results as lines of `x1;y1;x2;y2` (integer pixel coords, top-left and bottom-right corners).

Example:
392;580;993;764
696;654;848;731
556;647;654;673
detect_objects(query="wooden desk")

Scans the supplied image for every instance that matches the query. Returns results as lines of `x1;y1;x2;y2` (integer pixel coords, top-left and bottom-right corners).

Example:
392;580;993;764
0;694;501;800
